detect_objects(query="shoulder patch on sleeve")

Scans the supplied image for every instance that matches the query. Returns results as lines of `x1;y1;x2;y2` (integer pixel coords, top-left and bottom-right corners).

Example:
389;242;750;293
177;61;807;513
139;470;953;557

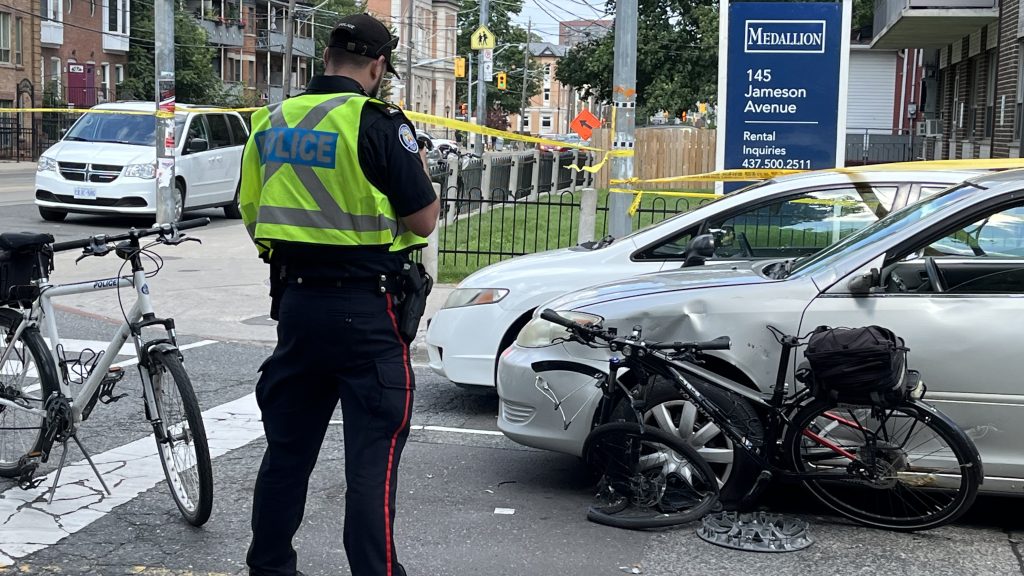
398;124;419;154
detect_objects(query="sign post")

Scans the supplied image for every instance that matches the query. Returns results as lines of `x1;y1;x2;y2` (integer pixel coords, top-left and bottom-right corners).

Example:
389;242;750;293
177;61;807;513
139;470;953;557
716;1;852;192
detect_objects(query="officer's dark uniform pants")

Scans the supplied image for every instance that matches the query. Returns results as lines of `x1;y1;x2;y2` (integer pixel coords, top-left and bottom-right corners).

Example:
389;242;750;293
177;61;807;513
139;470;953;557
247;283;413;576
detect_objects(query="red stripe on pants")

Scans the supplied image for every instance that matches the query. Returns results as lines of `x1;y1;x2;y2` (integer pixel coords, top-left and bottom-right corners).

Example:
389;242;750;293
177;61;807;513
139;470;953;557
383;294;411;576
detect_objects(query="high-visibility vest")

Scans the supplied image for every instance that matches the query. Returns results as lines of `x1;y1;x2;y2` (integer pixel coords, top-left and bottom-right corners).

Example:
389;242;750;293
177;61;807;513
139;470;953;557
239;92;427;258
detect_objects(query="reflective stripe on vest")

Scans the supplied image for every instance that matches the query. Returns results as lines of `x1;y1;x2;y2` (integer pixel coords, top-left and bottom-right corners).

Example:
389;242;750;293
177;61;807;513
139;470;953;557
247;93;426;252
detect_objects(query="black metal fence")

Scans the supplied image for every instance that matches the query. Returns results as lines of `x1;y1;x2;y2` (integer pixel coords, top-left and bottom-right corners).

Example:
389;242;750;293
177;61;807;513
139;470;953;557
0;112;80;161
845;130;924;165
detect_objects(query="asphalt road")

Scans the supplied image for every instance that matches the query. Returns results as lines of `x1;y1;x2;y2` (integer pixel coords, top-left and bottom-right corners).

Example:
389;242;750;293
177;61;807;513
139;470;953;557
1;183;1024;575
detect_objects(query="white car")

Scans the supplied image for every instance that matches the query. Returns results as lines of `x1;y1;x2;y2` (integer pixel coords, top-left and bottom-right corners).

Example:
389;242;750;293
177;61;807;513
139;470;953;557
417;130;459;156
426;165;994;389
35;102;248;221
496;169;1024;496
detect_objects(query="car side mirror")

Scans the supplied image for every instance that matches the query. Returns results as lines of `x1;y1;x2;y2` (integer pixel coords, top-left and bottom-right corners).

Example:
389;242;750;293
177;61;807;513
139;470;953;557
682;234;716;268
187;138;209;153
847;268;880;295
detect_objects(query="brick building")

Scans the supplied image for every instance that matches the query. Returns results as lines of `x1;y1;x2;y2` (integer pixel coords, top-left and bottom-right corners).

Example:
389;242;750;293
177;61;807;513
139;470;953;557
38;0;130;106
870;0;1021;159
0;0;42;108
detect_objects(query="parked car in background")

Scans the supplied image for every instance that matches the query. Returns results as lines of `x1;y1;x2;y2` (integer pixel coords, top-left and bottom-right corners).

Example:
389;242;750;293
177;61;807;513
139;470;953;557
538;134;587;153
417;130;459;156
497;169;1024;498
34;102;248;222
426;163;1004;390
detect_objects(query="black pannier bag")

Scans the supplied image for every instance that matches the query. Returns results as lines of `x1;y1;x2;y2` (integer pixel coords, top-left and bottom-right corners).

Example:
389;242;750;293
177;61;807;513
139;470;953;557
804;325;910;407
0;233;54;308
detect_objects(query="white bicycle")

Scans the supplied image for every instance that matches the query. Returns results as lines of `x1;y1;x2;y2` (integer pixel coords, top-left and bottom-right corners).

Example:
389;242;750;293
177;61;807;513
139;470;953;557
0;218;214;526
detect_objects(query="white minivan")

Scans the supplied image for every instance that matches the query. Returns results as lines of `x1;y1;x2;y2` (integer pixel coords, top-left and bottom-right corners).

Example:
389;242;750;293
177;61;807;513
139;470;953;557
34;102;248;221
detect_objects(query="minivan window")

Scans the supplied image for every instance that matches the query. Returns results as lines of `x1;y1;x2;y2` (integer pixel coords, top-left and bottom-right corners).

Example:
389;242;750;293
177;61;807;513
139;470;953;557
227;114;248;145
67;112;186;147
205;114;233;149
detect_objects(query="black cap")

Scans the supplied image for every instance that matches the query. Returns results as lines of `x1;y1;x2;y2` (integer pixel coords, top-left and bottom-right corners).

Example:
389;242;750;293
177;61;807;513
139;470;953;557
328;13;400;78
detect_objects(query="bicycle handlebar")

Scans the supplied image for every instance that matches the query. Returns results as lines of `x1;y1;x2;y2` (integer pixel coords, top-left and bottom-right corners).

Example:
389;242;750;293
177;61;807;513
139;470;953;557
539;308;730;353
52;217;211;252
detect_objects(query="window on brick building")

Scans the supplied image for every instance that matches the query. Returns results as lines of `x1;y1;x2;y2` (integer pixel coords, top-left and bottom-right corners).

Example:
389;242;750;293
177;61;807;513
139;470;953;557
1016;44;1024;141
985;51;996;138
0;13;11;64
115;64;123;85
969;58;982;140
14;17;21;66
543;88;550;103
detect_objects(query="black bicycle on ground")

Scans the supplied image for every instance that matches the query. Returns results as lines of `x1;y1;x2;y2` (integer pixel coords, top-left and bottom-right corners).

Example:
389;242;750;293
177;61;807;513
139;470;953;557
535;309;983;532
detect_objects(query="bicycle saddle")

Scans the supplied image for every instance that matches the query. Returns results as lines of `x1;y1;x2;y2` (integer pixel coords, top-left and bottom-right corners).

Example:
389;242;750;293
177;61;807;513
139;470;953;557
0;232;55;252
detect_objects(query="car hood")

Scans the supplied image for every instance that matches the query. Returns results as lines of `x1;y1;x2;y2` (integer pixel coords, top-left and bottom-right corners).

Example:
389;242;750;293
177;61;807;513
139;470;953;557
543;261;773;311
42;140;156;166
458;242;633;288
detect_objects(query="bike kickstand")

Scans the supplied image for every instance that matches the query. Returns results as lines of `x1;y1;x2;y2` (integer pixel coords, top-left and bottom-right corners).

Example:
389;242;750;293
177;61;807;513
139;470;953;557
72;434;112;496
45;440;70;505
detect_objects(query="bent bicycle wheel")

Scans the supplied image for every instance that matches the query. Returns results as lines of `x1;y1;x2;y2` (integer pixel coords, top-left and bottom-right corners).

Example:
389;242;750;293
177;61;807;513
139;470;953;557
0;309;59;477
583;422;720;529
148;350;214;526
785;399;981;531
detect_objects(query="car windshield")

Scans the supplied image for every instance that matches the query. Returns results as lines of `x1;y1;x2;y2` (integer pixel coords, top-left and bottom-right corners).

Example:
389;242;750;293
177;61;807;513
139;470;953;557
785;183;982;278
64;111;187;146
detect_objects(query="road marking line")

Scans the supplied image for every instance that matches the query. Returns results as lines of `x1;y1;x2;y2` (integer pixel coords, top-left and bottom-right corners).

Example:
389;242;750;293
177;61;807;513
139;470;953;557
21;340;217;395
0;392;264;567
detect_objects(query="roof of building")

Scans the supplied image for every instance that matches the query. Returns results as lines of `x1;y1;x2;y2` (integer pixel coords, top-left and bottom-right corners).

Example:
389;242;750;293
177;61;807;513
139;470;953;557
528;42;568;58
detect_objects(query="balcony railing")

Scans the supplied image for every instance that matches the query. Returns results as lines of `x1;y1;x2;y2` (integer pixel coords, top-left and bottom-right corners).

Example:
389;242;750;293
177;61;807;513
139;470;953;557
872;0;998;49
256;30;314;57
41;20;63;47
102;31;129;53
197;18;245;47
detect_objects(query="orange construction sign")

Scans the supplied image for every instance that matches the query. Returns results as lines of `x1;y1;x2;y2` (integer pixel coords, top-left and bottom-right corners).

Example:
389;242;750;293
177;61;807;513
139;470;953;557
569;109;602;141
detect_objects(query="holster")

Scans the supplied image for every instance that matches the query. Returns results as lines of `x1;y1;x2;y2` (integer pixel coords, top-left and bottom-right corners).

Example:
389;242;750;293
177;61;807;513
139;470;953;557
396;262;433;344
268;262;286;321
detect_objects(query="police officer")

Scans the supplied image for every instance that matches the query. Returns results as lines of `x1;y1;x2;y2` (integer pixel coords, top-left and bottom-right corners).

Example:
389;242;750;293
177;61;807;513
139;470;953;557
239;13;439;576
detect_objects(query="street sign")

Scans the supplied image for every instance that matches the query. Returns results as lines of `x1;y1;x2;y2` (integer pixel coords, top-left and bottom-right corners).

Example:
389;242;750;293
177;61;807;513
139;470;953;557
480;48;493;62
717;1;851;191
570;109;601;141
471;25;496;50
483;60;493;82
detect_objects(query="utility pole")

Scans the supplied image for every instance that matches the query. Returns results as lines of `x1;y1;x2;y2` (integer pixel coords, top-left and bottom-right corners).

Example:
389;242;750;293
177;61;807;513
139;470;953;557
519;19;530;133
474;0;489;153
153;0;176;223
467;51;473;119
608;0;638;238
281;0;298;99
405;0;414;109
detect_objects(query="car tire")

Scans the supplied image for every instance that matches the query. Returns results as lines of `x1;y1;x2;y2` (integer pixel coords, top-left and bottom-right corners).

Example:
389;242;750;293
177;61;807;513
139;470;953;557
223;184;243;219
38;208;67;222
174;180;186;221
610;375;764;507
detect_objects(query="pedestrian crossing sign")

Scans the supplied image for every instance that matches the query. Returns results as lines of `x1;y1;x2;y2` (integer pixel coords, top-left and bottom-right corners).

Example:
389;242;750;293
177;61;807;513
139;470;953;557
471;25;496;50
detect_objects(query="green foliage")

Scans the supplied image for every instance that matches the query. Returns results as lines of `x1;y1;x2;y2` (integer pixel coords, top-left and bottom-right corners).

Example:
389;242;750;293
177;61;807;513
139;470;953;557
120;0;225;104
456;0;542;123
311;0;363;76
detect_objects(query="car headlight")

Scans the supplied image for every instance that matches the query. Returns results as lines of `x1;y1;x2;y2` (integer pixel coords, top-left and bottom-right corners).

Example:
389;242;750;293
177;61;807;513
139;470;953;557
37;156;57;173
516;311;603;348
443;288;509;309
124;163;157;179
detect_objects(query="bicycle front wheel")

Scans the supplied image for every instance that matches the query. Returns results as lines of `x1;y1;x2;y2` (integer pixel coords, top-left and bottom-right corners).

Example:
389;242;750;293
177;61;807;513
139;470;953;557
0;309;59;477
785;399;981;531
583;422;720;529
148;349;213;526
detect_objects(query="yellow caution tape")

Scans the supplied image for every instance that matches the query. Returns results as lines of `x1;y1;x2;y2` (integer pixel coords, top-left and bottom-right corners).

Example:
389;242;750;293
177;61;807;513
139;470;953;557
612;168;803;185
405;111;605;153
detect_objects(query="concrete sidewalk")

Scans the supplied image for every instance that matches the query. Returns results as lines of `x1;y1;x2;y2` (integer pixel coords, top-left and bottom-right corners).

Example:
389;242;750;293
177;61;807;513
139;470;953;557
48;220;454;364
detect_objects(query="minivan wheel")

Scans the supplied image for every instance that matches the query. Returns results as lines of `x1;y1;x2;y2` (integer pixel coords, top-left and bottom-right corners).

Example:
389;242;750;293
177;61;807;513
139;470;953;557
38;208;67;222
223;184;243;219
174;180;186;221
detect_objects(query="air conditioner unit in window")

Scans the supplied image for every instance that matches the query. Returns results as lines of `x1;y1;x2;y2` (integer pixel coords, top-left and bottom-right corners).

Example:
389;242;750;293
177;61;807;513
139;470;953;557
916;121;927;137
925;119;942;136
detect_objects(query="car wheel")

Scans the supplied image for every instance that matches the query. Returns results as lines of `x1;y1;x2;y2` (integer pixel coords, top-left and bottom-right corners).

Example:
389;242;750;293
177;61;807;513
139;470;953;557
610;375;763;506
38;208;67;222
174;180;186;221
223;183;243;219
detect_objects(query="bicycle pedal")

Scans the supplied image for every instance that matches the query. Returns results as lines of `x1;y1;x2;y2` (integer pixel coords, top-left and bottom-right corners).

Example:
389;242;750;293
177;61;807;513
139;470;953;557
16;458;42;490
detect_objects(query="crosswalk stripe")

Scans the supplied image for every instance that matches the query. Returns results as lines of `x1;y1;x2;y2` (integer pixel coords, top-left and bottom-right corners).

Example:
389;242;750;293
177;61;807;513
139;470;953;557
0;392;264;567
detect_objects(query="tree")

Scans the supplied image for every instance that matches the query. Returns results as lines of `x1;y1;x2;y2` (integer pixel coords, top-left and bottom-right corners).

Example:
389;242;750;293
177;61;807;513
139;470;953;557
310;0;362;77
120;0;225;104
456;0;542;125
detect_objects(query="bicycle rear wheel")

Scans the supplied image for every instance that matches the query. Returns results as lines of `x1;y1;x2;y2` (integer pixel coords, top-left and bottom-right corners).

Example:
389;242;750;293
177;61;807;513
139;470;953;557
583;422;720;529
147;349;213;526
0;309;59;477
785;399;981;531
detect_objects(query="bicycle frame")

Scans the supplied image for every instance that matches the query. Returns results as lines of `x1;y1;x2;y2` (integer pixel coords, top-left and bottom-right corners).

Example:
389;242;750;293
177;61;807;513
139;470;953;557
0;267;169;430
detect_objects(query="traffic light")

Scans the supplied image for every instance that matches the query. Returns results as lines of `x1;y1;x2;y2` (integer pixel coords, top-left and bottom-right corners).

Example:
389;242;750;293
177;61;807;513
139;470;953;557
681;110;688;122
454;57;466;78
698;101;708;114
496;72;507;90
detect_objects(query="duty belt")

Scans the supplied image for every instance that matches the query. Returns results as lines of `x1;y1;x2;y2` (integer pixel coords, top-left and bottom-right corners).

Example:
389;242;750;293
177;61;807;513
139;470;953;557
286;274;403;295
